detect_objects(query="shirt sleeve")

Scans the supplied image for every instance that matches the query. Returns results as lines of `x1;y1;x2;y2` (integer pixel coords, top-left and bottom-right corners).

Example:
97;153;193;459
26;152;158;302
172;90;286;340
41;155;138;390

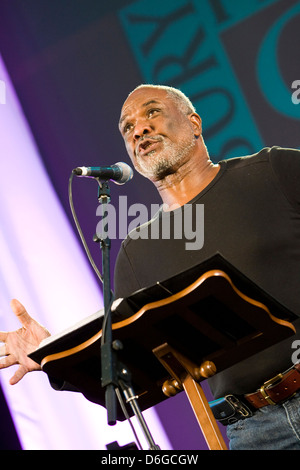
269;146;300;210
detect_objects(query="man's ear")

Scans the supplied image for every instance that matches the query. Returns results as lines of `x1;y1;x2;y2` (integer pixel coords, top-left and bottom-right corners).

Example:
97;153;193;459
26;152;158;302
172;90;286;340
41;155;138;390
189;113;202;137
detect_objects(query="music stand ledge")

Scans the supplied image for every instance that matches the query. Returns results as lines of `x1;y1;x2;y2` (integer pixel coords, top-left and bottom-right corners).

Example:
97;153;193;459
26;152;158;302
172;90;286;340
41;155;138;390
30;256;297;451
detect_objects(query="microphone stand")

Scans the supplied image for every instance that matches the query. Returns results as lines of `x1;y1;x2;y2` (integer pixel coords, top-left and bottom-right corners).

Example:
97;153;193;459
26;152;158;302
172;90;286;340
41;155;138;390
96;179;160;450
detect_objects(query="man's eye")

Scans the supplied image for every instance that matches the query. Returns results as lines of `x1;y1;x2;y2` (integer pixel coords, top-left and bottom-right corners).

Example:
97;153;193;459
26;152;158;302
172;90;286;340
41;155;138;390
148;108;160;117
123;123;133;133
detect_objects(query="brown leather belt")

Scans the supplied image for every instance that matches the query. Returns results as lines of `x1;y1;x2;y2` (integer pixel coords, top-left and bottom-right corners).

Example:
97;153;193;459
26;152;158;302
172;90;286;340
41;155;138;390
244;363;300;409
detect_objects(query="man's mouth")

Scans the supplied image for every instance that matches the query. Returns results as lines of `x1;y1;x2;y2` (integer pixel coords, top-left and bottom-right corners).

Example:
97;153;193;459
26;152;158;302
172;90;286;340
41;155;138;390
136;137;162;157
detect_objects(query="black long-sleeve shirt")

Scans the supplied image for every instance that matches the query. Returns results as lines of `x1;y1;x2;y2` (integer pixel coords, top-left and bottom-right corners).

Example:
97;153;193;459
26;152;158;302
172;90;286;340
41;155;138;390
114;147;300;398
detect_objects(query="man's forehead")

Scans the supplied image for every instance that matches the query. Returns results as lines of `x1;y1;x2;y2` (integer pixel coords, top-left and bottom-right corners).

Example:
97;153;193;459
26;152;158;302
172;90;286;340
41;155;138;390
123;87;168;107
119;88;169;125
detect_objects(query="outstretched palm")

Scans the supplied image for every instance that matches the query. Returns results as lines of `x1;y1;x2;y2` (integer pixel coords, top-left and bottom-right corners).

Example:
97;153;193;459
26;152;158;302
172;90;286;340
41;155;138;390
0;299;51;384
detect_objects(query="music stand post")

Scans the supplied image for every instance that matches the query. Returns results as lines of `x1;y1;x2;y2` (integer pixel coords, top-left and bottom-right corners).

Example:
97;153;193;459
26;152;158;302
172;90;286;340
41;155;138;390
96;179;160;450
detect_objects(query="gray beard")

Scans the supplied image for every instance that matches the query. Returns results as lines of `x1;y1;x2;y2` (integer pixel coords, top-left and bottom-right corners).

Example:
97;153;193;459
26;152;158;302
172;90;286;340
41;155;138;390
135;135;196;181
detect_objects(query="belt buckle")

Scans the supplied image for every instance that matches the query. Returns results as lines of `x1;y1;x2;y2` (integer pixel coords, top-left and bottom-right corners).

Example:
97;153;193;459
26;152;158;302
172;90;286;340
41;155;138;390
260;373;283;405
226;395;252;418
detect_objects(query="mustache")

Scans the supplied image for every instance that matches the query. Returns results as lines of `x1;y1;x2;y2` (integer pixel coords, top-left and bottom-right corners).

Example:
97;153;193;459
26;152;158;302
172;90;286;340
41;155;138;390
135;135;164;156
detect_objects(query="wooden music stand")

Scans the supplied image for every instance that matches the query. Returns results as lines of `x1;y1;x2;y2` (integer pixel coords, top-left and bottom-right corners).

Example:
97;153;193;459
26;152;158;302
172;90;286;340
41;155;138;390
29;254;297;450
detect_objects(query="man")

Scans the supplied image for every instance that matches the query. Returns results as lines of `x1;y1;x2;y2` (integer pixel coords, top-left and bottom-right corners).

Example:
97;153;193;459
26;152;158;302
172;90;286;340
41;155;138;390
1;84;300;450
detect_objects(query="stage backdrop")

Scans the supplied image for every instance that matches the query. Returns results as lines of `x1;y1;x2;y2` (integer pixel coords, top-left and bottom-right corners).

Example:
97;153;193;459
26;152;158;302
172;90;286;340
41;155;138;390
0;0;299;450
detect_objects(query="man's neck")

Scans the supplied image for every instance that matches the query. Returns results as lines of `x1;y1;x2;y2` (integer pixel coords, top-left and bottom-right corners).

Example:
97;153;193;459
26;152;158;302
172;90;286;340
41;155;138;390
154;152;220;211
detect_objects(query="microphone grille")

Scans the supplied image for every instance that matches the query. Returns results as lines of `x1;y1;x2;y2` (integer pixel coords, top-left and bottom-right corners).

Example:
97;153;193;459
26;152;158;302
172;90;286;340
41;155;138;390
114;162;133;185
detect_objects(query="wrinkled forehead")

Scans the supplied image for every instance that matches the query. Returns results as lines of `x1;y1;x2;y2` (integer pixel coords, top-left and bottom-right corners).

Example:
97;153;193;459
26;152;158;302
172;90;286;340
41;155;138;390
119;88;169;129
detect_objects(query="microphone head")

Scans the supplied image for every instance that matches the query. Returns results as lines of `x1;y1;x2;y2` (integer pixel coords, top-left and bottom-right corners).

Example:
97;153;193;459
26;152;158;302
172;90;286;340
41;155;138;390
114;162;134;185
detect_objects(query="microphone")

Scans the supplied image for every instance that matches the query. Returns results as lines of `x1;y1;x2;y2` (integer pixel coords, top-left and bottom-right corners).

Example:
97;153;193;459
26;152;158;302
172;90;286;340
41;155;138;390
73;162;133;185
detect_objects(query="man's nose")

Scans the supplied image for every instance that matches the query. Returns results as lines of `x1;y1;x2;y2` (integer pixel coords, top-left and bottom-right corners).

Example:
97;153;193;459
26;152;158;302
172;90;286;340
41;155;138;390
133;121;153;141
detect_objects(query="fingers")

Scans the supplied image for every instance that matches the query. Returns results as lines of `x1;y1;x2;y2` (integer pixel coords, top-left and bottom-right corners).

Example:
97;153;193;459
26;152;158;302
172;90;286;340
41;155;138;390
0;299;45;385
0;343;7;357
10;299;33;328
0;299;27;340
0;354;17;369
0;331;8;343
0;355;26;385
0;360;28;385
9;365;27;385
0;353;35;385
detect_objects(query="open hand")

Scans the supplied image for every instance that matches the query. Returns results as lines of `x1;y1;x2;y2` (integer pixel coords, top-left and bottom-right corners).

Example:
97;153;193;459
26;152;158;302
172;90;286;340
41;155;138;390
0;299;51;384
